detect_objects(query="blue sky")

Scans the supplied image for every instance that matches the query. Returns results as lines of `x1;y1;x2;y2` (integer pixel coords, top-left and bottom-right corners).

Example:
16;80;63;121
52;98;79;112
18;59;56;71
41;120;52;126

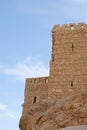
0;0;87;130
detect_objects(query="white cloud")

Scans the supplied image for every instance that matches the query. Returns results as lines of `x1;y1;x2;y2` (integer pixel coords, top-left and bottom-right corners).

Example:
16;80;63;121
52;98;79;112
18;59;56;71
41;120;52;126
0;103;8;111
0;103;19;120
7;113;16;119
0;56;49;80
7;112;19;120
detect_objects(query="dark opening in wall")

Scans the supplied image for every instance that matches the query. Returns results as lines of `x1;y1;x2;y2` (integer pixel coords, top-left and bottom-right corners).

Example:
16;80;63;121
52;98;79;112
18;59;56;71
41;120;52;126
33;96;37;104
71;81;73;87
72;44;74;51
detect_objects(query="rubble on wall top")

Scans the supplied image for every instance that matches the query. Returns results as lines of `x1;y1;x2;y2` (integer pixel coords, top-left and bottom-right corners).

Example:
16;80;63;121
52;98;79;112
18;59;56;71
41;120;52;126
52;22;87;32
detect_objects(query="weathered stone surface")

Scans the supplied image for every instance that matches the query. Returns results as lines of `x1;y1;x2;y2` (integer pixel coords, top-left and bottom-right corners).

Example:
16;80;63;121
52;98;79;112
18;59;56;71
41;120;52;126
19;23;87;130
19;89;87;130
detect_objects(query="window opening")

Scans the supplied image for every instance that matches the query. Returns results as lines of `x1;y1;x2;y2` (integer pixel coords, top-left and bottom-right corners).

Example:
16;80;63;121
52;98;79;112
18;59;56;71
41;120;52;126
71;81;73;87
33;96;37;104
72;44;74;51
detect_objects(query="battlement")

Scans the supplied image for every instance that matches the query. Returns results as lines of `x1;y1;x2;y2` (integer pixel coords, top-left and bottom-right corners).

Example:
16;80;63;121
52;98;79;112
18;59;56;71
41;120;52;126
52;22;87;33
26;76;49;85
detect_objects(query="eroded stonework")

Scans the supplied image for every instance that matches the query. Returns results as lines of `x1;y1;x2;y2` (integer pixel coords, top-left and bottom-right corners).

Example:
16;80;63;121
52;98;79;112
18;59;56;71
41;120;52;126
19;23;87;130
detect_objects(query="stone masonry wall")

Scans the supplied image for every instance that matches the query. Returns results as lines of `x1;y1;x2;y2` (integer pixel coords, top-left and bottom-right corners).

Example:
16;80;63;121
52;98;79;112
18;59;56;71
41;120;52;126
22;77;49;114
19;23;87;130
48;23;87;100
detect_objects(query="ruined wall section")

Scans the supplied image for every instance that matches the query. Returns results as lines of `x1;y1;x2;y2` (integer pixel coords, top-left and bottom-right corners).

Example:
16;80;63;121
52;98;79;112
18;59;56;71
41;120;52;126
23;77;49;114
48;23;87;100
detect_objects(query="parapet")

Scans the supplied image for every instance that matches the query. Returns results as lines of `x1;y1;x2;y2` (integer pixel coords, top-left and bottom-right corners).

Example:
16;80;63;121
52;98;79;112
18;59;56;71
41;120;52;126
52;22;87;33
26;76;49;85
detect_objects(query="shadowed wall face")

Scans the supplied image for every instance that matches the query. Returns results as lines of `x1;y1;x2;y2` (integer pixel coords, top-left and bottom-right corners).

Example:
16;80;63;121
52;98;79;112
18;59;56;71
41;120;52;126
48;23;87;99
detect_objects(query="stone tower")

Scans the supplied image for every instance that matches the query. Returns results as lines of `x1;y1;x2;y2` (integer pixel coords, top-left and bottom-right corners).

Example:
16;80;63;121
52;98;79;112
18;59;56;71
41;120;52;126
48;23;87;100
22;23;87;113
19;23;87;130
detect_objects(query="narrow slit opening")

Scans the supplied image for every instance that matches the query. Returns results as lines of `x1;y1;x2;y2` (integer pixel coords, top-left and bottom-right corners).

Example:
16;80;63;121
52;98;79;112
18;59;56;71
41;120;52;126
72;44;74;51
33;96;37;104
71;81;73;87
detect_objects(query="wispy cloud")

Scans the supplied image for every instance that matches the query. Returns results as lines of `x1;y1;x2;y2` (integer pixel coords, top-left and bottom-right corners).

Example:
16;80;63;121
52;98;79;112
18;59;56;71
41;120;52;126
0;103;19;120
0;56;49;80
0;103;7;111
7;113;16;119
7;112;19;120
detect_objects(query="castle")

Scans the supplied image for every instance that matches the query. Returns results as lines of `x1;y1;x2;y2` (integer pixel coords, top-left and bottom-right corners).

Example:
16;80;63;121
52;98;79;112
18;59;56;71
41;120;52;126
22;23;87;113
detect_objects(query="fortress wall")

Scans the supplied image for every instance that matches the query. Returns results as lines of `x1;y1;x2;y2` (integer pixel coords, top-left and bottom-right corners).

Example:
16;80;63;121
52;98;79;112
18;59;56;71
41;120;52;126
21;23;87;114
48;23;87;100
20;23;87;130
23;77;49;114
